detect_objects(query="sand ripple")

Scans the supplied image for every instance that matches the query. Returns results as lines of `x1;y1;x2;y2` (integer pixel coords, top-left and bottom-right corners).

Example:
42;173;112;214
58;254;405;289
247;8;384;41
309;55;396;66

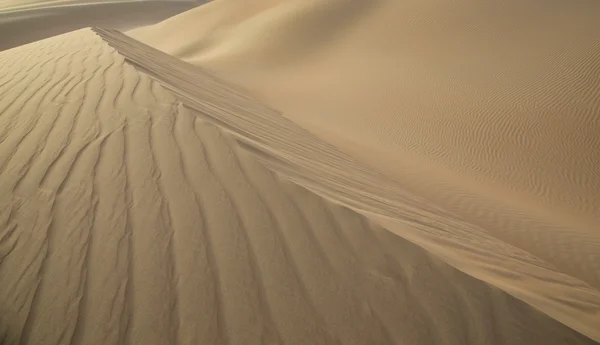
0;28;596;345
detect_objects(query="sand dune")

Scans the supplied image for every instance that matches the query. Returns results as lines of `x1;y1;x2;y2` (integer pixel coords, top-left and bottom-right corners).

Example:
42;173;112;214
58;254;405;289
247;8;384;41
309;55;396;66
129;0;600;225
0;0;201;51
108;26;600;340
126;0;600;339
129;0;600;224
0;27;596;345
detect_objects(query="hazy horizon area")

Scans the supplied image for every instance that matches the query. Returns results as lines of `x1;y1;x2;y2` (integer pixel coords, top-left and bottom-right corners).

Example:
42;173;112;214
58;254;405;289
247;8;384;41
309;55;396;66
0;0;202;51
0;0;203;11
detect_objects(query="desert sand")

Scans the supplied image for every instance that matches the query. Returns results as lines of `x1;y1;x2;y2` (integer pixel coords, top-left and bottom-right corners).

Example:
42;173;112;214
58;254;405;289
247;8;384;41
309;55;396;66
0;0;599;344
128;0;600;340
129;0;600;220
0;26;594;345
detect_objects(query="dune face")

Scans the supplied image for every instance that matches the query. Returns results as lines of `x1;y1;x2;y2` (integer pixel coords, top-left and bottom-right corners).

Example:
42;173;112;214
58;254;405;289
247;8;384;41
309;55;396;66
0;0;202;51
129;0;600;222
128;0;600;339
0;27;596;345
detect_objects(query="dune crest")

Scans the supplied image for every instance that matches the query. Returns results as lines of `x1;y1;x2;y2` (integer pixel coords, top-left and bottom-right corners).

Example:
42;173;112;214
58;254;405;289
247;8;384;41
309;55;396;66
128;0;600;338
130;0;600;221
0;28;596;344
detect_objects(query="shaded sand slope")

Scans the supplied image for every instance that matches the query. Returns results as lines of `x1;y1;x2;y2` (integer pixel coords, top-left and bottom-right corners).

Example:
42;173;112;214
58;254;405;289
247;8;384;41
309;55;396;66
129;0;600;223
98;29;600;341
128;1;600;338
0;29;594;345
0;0;201;51
129;1;600;307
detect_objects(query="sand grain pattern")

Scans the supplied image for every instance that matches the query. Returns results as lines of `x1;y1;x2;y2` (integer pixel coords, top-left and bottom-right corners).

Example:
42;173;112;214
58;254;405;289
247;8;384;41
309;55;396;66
0;28;596;345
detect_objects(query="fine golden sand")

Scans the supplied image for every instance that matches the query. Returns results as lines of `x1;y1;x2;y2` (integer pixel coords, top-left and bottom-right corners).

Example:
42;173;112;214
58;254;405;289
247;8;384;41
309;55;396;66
129;0;600;340
1;0;599;344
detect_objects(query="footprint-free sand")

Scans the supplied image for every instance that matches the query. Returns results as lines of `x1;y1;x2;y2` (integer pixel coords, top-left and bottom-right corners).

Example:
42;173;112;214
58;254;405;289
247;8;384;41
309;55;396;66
1;0;600;344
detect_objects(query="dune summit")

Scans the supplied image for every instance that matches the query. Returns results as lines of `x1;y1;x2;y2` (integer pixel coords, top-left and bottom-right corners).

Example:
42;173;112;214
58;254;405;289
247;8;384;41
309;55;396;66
0;27;597;345
128;0;600;339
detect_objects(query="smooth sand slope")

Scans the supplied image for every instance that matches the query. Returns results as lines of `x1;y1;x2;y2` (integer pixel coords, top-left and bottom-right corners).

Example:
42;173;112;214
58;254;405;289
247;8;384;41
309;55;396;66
128;0;600;338
0;0;201;51
0;28;596;345
129;0;600;221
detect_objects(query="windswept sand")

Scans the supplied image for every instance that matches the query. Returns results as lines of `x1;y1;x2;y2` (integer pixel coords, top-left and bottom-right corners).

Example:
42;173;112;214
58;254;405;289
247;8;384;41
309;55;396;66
127;0;600;340
0;0;201;51
0;27;596;345
129;0;600;223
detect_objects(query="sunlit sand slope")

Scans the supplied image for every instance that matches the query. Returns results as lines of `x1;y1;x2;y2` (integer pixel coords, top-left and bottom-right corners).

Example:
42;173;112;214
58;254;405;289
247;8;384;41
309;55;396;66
129;0;600;298
0;29;595;345
105;28;600;341
130;0;600;223
129;1;600;340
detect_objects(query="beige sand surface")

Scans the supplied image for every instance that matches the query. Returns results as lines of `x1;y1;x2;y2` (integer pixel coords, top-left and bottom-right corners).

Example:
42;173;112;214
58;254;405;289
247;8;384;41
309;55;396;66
0;28;596;345
127;0;600;339
129;0;600;221
0;0;200;51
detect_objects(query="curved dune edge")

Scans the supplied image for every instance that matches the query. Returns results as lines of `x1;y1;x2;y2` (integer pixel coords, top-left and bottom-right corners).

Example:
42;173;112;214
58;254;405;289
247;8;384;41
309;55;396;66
128;0;600;298
0;28;596;345
129;0;600;223
96;28;600;341
127;0;600;338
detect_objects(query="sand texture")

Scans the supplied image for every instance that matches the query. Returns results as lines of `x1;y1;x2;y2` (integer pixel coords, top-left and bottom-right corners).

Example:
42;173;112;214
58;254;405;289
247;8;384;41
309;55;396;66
127;0;600;339
130;0;600;223
0;28;596;345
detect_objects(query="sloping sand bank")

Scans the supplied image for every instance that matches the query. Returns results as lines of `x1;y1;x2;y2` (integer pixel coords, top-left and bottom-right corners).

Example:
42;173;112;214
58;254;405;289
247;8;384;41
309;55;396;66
109;26;600;341
128;0;600;339
130;0;600;224
0;28;596;345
